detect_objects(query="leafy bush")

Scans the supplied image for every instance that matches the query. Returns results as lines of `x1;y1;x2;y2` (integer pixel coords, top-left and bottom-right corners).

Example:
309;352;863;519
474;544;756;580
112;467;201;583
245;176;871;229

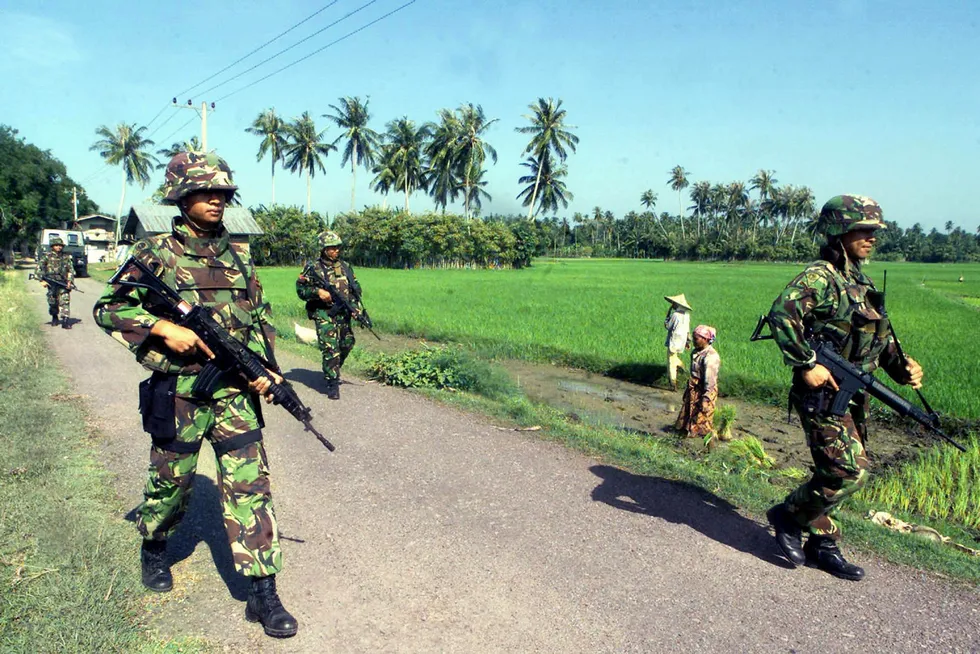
366;345;516;399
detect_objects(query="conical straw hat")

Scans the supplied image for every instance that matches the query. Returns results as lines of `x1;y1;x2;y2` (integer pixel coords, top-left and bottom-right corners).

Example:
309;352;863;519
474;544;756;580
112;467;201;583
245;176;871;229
664;293;692;310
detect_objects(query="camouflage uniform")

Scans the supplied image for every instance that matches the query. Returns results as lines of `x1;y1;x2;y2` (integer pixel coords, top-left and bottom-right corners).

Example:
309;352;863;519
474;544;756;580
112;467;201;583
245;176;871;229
767;195;908;542
296;231;364;384
36;242;74;323
93;152;282;578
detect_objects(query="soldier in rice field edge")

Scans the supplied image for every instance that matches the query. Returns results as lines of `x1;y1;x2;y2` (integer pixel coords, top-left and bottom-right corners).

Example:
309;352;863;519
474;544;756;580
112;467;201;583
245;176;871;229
764;194;924;582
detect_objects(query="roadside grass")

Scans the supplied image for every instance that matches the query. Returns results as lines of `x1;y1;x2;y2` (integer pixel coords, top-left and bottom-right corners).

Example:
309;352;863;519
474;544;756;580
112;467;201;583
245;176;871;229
0;271;208;653
865;434;980;529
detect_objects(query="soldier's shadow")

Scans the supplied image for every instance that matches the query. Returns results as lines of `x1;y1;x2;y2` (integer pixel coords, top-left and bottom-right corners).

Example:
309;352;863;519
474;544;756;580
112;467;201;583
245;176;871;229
283;368;327;395
126;476;249;601
589;464;793;569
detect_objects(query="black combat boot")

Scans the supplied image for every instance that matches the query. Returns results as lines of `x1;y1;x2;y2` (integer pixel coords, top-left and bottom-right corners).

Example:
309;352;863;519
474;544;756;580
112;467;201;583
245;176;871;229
803;536;865;581
62;318;71;329
324;378;340;400
140;539;173;592
245;574;298;638
50;314;60;326
766;503;806;567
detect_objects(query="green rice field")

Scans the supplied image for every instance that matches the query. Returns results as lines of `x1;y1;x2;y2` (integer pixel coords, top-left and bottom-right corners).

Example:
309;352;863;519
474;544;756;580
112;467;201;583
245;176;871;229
259;259;980;420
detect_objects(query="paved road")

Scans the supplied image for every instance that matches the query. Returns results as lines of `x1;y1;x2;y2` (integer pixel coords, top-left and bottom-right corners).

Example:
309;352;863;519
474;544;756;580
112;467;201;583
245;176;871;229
30;274;980;653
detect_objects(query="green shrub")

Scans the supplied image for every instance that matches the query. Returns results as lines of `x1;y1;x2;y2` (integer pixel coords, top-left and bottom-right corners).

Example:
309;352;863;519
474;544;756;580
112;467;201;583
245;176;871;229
366;345;516;400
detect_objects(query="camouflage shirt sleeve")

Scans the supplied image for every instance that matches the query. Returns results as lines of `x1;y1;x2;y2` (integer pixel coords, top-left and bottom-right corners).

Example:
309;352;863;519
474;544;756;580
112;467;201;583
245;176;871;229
92;242;164;355
295;264;319;302
767;263;838;368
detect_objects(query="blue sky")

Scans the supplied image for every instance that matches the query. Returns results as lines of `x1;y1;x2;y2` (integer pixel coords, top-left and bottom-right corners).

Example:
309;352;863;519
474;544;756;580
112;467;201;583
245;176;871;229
2;0;978;231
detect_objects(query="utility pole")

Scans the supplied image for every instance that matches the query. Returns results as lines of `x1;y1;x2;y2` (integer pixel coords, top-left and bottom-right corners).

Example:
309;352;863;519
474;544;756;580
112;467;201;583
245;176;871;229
72;187;78;226
171;98;216;152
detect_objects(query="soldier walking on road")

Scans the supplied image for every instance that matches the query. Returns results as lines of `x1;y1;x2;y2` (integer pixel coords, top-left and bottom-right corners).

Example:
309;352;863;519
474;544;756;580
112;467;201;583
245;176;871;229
93;152;298;638
36;237;74;329
296;230;365;400
764;195;924;582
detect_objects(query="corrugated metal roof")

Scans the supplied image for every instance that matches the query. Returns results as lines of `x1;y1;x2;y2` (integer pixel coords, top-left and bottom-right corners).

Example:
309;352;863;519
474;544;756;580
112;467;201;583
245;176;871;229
124;205;263;236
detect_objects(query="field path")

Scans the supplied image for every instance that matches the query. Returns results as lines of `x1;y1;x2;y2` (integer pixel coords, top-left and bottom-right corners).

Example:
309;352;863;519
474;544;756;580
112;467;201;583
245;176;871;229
30;274;980;654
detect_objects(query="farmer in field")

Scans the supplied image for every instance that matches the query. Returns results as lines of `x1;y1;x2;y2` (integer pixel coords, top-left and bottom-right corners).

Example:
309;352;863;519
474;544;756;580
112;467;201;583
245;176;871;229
674;324;720;439
93;152;298;638
664;293;692;391
296;230;365;400
765;195;924;582
36;237;74;329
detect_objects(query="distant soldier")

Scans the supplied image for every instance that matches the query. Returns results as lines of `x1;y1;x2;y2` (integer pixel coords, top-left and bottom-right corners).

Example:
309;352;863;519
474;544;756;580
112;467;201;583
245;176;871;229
93;152;298;638
663;294;692;391
765;195;924;582
674;325;720;439
296;231;365;400
36;237;74;329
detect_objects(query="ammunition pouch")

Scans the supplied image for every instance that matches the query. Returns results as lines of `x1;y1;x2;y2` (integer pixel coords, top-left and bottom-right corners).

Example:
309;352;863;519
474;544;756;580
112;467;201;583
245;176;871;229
138;372;178;443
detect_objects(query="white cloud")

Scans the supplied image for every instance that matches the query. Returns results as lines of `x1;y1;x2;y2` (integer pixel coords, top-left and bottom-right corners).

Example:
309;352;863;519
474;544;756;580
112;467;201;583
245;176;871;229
0;11;82;68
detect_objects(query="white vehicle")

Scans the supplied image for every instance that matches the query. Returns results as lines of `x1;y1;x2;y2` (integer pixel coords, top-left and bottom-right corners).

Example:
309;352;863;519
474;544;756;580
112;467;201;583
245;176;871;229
37;228;88;277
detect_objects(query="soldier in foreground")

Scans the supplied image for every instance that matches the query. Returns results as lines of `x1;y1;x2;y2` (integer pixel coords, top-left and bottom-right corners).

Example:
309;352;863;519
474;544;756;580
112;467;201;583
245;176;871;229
93;152;298;638
764;195;923;581
36;237;74;329
296;230;365;400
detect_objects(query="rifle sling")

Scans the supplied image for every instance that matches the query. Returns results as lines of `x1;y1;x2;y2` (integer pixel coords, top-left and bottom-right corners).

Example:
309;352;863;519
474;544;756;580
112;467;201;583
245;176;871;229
227;245;278;372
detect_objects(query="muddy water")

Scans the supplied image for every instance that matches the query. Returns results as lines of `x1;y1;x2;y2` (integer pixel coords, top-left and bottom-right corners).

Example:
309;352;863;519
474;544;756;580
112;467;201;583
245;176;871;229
352;334;923;472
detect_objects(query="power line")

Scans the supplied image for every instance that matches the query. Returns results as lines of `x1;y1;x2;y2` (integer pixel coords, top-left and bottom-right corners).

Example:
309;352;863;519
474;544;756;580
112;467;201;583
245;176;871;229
199;0;382;97
145;108;180;141
217;0;417;102
143;103;171;130
174;0;340;99
157;115;198;149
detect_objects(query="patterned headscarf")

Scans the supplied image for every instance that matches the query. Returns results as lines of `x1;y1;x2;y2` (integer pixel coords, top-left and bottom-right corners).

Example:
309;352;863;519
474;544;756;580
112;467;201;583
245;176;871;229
694;324;716;343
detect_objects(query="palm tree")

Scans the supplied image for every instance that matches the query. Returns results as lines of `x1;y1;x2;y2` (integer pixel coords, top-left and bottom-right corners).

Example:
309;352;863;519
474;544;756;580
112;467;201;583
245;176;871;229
155;136;202;168
425;108;464;213
325;96;380;211
385;117;431;212
515;98;579;220
464;167;493;216
245;108;288;205
516;153;573;218
688;181;711;238
640;189;658;212
89;123;158;243
283;112;335;215
370;143;398;210
456;103;498;220
668;165;689;239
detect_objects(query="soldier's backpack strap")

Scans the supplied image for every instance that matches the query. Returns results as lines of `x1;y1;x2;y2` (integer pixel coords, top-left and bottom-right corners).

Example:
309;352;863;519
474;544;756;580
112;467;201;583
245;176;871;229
227;245;279;371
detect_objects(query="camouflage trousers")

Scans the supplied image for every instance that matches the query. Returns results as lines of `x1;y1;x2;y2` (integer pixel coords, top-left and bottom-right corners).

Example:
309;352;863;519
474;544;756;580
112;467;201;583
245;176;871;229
783;390;869;541
138;375;282;577
675;381;717;439
314;315;355;380
46;286;70;321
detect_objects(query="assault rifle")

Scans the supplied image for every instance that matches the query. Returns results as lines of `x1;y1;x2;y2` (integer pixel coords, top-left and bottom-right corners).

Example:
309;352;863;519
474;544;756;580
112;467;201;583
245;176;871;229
751;315;966;452
29;273;83;293
299;262;381;340
109;256;335;452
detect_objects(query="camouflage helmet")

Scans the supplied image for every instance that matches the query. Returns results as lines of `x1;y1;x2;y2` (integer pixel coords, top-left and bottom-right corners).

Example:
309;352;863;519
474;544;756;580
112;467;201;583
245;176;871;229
49;237;65;246
317;231;343;248
162;151;238;204
818;195;886;238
